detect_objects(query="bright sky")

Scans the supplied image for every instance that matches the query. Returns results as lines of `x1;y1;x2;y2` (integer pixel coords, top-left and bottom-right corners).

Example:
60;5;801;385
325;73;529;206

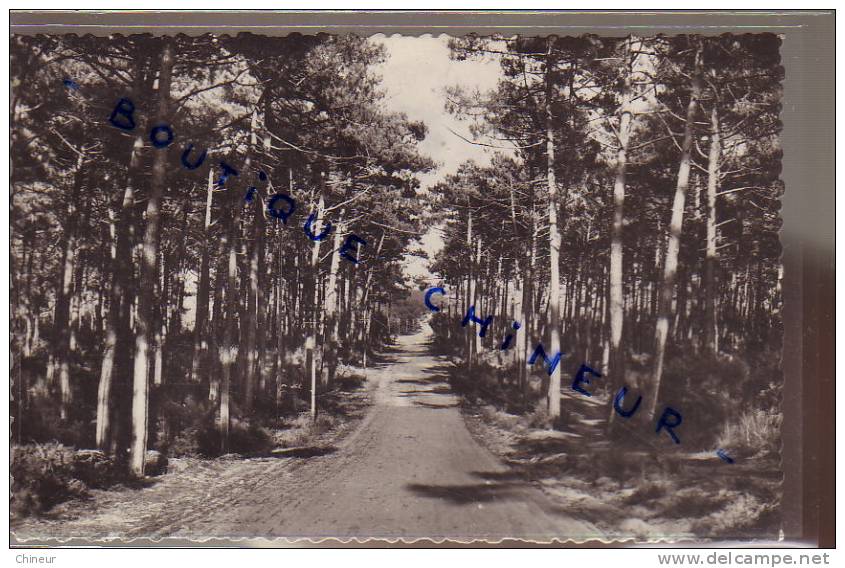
373;35;503;282
373;34;503;191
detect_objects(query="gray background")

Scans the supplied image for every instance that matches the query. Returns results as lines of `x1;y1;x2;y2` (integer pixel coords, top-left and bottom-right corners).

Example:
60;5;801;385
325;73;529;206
9;10;835;548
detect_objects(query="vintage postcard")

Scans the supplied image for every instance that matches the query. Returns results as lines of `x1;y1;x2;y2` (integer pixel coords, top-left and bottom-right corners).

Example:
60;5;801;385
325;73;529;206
10;25;789;545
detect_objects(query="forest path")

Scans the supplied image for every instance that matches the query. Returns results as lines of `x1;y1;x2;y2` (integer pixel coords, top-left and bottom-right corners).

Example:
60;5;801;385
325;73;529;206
165;319;600;542
13;320;601;543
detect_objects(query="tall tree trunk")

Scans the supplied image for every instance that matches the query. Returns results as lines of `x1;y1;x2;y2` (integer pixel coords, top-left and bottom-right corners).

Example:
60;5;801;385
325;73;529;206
130;39;174;476
207;234;229;402
68;195;91;355
323;212;344;388
256;218;267;396
647;44;702;421
359;231;385;369
218;200;240;453
516;267;529;399
51;153;85;421
544;39;563;422
22;240;36;359
473;236;484;363
340;268;352;358
274;226;287;407
96;129;145;453
306;189;326;420
465;209;475;372
153;248;168;388
241;110;260;414
608;38;633;431
704;104;721;354
167;203;190;340
190;167;215;384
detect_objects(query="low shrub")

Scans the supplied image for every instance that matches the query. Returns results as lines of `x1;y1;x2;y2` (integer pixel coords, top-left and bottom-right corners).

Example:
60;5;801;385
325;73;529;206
593;448;652;482
195;418;274;457
716;408;781;459
144;450;169;476
11;443;155;519
660;487;730;519
17;393;92;448
166;426;202;457
523;406;552;430
11;443;88;518
660;352;754;449
623;480;668;506
72;449;122;488
313;413;339;433
691;491;780;537
337;372;366;392
274;412;340;448
479;404;521;430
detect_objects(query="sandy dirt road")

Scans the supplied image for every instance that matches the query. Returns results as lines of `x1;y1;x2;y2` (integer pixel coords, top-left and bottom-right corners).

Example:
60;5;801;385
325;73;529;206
173;321;600;542
14;321;601;543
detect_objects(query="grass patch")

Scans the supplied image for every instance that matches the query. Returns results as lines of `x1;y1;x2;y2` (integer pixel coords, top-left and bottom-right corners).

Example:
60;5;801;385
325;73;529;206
716;409;782;460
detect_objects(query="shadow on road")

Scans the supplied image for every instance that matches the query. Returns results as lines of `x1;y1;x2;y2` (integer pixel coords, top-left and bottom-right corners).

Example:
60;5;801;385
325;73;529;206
405;471;590;522
404;479;526;505
410;400;461;409
268;446;338;459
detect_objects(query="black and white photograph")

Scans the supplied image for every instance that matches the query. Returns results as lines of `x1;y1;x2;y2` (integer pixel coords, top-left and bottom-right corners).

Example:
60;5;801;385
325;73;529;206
7;14;812;547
